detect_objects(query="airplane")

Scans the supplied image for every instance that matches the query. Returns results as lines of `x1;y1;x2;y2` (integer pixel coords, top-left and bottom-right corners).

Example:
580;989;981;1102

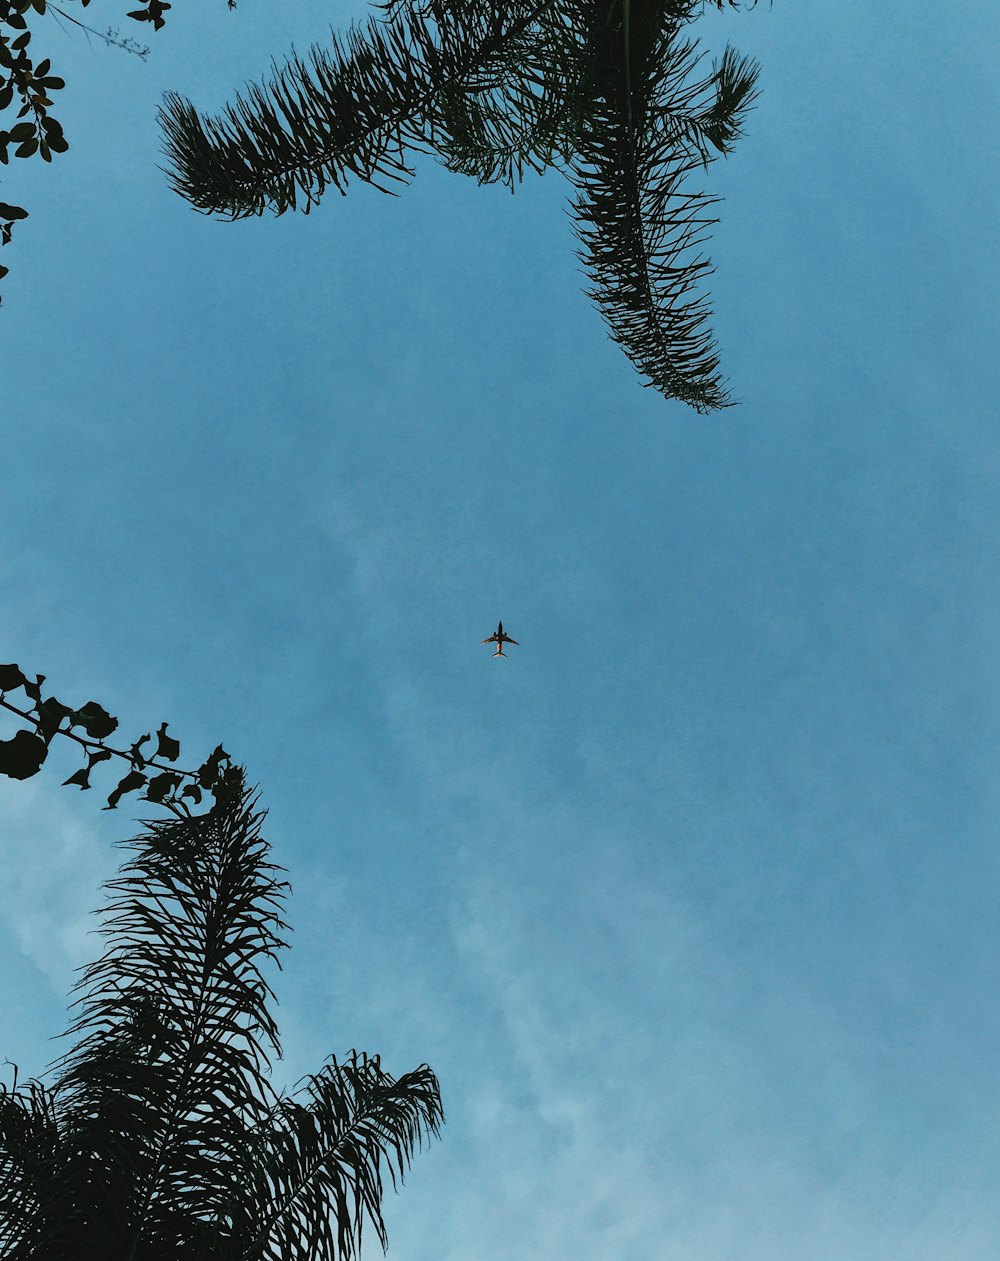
481;621;519;657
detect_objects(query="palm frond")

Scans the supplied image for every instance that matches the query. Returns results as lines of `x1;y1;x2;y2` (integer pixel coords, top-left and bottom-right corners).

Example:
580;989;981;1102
569;2;759;409
0;1070;61;1256
424;1;585;187
158;0;762;408
428;55;575;187
159;1;550;218
248;1051;444;1261
1;772;443;1259
39;772;291;1256
686;46;760;159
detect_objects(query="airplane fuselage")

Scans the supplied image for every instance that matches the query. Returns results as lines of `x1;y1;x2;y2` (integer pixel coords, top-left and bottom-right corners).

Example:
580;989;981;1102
482;620;518;657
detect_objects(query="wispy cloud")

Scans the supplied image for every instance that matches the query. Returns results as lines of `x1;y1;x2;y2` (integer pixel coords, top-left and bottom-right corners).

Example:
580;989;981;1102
0;778;109;993
378;863;1000;1261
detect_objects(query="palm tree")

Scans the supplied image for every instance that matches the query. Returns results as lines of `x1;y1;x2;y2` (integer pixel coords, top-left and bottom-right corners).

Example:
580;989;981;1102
159;0;760;412
0;771;442;1260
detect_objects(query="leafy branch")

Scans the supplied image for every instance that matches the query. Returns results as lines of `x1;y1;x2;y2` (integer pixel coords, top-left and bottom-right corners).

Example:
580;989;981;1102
0;0;234;301
0;661;236;816
44;4;150;58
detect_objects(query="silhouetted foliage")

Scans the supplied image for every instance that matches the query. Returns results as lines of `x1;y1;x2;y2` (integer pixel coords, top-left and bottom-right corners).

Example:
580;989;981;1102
161;0;764;411
0;660;235;814
0;0;234;300
0;776;443;1258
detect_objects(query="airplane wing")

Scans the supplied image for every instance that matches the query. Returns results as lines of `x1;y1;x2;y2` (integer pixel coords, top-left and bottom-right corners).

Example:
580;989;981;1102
500;634;519;645
481;633;499;644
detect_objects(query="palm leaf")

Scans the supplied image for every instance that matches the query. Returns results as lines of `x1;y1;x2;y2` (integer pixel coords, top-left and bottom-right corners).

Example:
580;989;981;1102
158;0;763;410
159;1;552;218
247;1052;444;1261
0;775;443;1259
423;1;585;187
39;772;291;1256
0;1071;61;1256
569;2;759;408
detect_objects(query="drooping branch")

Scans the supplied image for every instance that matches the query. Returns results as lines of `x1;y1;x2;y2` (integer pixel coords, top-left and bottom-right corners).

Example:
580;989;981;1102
569;4;759;408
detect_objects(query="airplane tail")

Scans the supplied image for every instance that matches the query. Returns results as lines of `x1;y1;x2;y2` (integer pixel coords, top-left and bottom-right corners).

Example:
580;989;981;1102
494;646;506;657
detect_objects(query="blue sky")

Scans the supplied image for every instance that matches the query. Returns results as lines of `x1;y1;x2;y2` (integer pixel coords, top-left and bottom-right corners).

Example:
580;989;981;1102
3;0;1000;1256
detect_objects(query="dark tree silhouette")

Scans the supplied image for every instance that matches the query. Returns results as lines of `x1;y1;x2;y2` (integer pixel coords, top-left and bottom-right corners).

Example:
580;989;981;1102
0;772;443;1259
160;0;762;411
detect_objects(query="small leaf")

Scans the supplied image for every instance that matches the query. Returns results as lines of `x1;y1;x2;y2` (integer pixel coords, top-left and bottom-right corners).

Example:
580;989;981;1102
86;747;113;769
23;674;44;703
72;700;117;740
0;203;28;221
155;721;180;761
0;730;47;780
180;782;202;804
8;123;35;143
62;767;92;790
145;771;180;803
0;663;27;692
104;769;147;810
197;743;229;788
15;138;38;159
36;696;72;742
